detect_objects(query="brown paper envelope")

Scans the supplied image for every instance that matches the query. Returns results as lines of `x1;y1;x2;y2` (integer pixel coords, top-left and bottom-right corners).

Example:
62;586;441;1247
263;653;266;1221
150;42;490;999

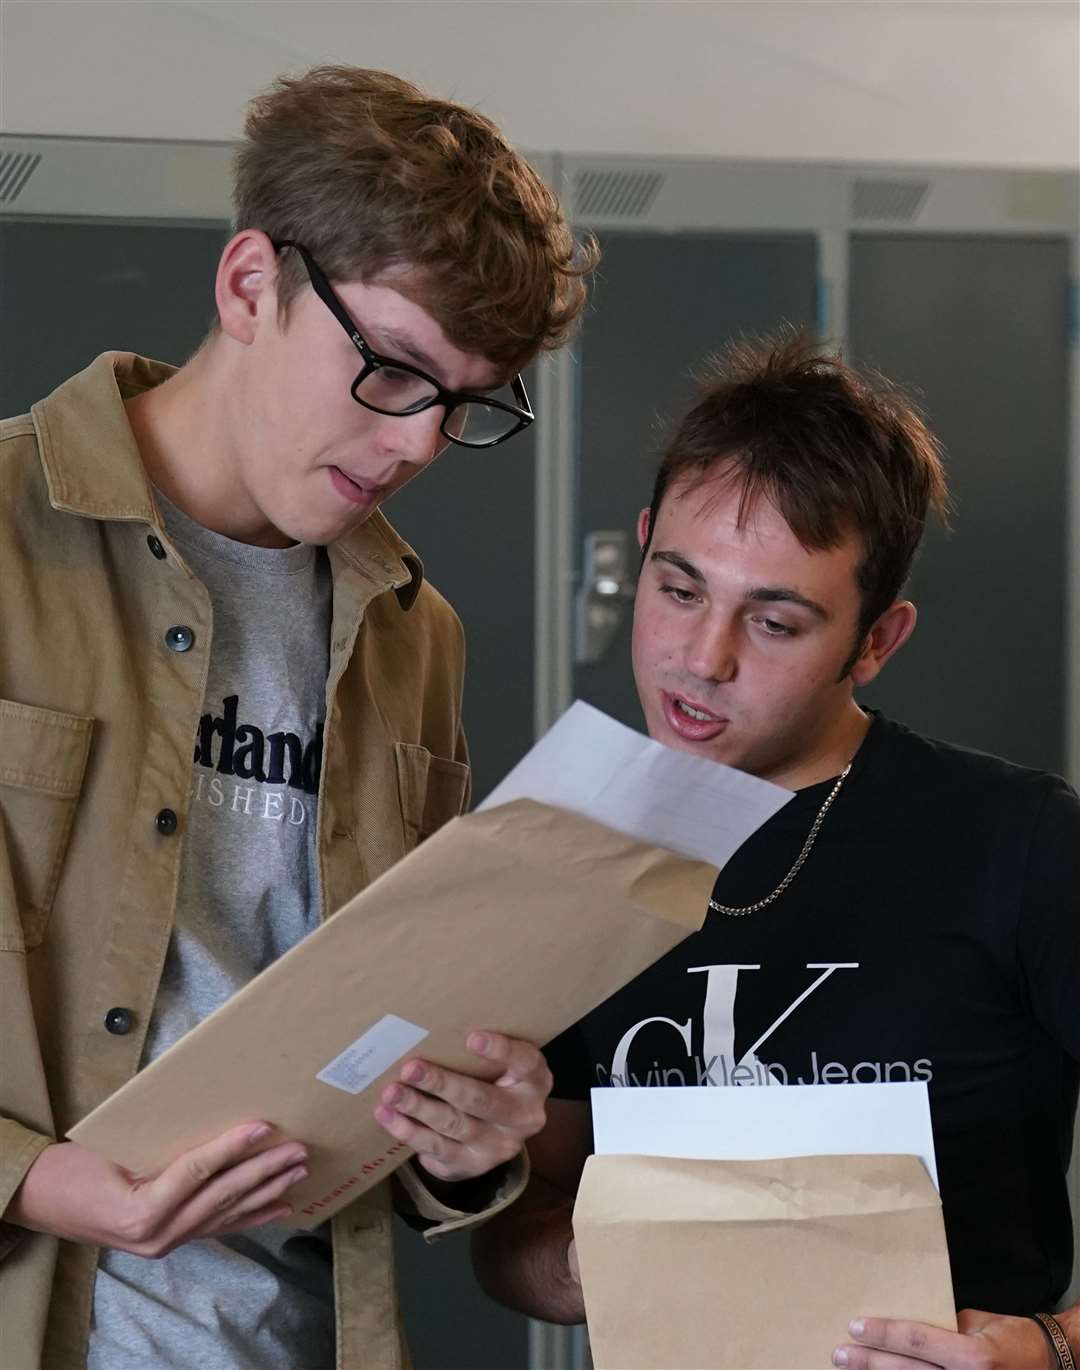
69;799;715;1227
574;1152;956;1370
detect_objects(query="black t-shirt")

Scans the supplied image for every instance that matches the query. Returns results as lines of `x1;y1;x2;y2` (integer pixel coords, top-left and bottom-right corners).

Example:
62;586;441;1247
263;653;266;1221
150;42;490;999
545;713;1080;1314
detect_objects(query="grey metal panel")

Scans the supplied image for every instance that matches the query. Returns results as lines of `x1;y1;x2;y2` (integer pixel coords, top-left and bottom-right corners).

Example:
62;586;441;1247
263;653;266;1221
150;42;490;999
572;231;819;726
560;152;1077;237
0;218;228;415
394;1222;529;1370
386;369;537;808
850;234;1070;773
0;135;235;220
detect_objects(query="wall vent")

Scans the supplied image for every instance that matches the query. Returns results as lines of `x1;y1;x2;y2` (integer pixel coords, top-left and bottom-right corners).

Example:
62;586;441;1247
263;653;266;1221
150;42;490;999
850;177;930;223
574;169;664;221
0;151;42;204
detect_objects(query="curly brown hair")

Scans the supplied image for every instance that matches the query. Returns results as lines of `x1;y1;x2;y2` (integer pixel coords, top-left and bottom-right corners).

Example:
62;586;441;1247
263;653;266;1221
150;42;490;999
646;331;950;655
233;66;597;371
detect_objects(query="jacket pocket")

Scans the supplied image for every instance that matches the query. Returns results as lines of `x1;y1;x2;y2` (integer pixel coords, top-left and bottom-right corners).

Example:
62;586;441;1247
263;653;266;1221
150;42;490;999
0;699;94;950
393;742;470;852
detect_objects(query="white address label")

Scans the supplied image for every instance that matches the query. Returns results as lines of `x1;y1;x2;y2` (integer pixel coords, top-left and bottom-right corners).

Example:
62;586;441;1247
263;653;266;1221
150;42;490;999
316;1015;430;1095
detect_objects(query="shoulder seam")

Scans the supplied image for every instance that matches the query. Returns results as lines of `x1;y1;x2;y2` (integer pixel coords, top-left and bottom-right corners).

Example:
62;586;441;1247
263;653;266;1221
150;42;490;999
0;417;36;442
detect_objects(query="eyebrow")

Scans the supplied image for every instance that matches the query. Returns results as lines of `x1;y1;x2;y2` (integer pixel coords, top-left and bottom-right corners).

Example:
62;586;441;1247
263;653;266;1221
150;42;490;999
377;327;439;375
650;551;828;618
651;550;705;582
374;327;505;393
746;586;829;619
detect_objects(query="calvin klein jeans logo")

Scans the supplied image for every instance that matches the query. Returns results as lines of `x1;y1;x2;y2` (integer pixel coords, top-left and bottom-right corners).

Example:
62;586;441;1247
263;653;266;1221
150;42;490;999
598;962;934;1087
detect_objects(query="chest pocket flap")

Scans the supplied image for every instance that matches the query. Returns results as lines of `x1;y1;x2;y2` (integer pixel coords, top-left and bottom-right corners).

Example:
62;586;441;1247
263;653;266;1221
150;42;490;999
0;699;94;950
394;742;470;851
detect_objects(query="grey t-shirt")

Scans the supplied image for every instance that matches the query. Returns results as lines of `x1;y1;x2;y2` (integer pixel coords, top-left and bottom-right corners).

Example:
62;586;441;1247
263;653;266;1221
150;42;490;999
89;493;335;1370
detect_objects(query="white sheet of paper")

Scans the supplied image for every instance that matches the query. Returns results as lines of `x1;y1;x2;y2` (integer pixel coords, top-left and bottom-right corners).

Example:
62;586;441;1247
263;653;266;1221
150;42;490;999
479;700;792;867
592;1082;939;1191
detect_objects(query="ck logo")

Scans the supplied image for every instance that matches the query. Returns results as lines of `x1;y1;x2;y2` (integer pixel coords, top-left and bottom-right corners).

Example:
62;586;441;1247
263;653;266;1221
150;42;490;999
609;963;859;1087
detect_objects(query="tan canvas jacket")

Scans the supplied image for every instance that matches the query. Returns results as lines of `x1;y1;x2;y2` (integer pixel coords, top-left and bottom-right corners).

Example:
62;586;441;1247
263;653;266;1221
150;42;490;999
0;353;526;1370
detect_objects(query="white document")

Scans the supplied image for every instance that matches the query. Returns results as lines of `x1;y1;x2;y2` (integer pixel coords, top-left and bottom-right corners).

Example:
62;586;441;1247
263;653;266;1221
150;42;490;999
592;1082;940;1191
480;700;792;867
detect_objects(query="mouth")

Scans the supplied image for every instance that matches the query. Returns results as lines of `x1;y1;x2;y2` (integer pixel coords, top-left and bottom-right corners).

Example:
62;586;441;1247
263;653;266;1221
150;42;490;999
329;466;388;509
660;690;729;742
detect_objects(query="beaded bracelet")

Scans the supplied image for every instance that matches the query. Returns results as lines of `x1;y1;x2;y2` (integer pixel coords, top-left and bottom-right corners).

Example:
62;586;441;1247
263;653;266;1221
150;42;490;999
1031;1312;1076;1370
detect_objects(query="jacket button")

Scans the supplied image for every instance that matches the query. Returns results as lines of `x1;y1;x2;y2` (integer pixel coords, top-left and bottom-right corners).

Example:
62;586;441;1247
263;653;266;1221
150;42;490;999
165;625;195;653
147;534;166;561
155;808;179;835
104;1007;134;1035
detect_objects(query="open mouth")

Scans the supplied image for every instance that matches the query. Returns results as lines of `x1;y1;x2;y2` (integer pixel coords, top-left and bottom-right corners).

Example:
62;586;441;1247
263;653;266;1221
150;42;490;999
675;699;717;722
662;691;729;741
329;466;386;508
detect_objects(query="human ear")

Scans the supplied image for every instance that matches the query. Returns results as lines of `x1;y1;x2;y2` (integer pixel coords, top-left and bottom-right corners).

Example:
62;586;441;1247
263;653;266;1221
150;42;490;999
636;507;651;551
214;230;279;346
849;600;918;687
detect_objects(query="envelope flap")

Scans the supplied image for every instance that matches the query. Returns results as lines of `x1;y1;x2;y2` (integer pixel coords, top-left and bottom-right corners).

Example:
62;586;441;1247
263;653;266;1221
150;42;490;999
466;799;716;931
576;1152;940;1227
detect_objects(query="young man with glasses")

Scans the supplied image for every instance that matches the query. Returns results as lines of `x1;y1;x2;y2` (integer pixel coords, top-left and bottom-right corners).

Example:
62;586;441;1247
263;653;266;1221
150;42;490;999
474;335;1079;1370
0;66;595;1370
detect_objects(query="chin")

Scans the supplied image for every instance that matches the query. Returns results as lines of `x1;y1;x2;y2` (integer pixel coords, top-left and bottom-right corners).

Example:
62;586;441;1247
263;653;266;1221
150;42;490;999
296;510;374;547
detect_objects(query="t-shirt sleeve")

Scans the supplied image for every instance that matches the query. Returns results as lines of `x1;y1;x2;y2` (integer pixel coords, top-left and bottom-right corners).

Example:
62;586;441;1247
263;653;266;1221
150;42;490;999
543;1021;593;1101
1018;775;1080;1064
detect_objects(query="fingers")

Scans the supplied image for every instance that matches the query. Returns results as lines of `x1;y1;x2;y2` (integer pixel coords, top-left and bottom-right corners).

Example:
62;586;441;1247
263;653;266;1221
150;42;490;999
372;1033;551;1182
196;1159;309;1237
379;1083;486;1143
835;1317;980;1370
390;1067;525;1129
833;1348;936;1370
386;1032;551;1132
373;1088;524;1182
123;1123;308;1254
171;1141;309;1240
373;1103;450;1155
147;1121;278;1213
466;1031;552;1089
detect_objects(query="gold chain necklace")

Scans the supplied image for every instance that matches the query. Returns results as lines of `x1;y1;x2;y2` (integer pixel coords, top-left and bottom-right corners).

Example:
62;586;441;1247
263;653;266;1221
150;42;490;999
709;763;852;918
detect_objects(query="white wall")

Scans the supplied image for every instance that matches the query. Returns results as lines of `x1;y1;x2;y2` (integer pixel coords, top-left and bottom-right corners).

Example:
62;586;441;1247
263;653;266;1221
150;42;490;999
1;0;1077;169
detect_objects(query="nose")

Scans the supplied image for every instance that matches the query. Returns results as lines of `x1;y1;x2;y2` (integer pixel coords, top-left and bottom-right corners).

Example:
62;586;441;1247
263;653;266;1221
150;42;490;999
377;407;450;470
684;612;738;685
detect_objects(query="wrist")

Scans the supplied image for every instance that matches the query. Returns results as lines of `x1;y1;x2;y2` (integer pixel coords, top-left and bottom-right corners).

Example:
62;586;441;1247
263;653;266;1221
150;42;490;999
5;1141;63;1233
1030;1313;1077;1370
412;1157;511;1212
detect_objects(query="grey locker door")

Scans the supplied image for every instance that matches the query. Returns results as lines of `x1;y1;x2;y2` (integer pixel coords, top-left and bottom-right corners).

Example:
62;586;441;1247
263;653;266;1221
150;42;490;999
0;218;531;1370
573;231;819;723
850;234;1070;773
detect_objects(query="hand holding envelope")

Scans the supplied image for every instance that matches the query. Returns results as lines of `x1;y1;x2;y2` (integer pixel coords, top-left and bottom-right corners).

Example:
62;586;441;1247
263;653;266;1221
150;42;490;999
7;1121;311;1257
573;1083;956;1370
70;705;789;1226
374;1029;552;1182
834;1309;1057;1370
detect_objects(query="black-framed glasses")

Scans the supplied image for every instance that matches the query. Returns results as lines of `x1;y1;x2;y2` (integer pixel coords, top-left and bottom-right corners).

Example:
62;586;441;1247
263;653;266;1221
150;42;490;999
275;240;534;450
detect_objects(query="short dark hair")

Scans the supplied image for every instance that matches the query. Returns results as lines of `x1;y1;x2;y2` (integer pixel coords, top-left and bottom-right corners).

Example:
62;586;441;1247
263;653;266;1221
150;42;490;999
646;331;949;652
233;66;598;371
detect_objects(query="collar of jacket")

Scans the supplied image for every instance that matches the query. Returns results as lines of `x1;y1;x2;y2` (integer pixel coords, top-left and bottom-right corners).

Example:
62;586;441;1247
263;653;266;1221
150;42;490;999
30;350;425;612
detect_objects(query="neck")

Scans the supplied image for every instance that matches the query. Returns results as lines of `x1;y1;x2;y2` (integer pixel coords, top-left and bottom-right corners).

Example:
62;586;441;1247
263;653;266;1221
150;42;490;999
767;699;871;791
125;341;290;548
